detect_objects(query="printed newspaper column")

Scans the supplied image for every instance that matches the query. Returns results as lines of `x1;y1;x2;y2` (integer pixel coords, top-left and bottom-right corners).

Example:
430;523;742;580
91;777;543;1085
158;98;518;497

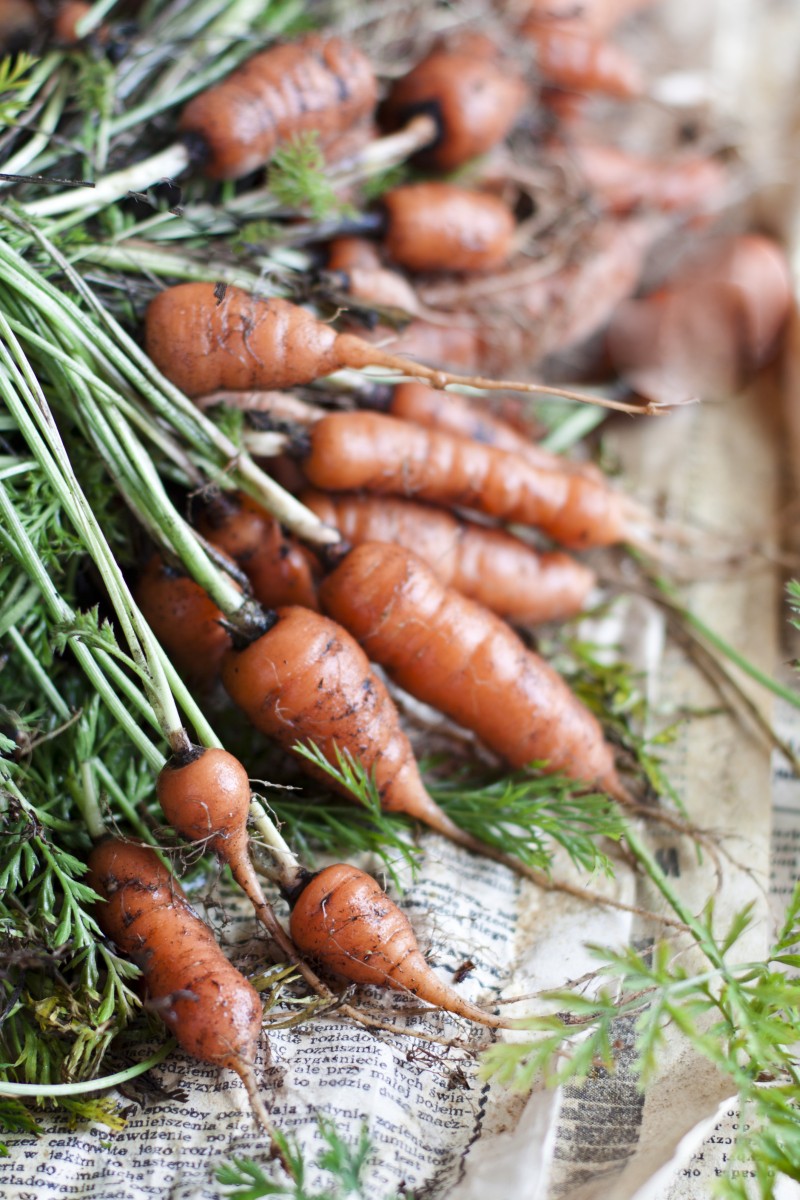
544;384;779;1200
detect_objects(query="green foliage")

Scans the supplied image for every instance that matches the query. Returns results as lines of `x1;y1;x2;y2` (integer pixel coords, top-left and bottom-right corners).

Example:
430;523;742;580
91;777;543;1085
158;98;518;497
483;886;800;1198
548;629;687;811
284;741;420;884
217;1117;407;1199
269;133;352;220
0;53;38;131
431;767;625;876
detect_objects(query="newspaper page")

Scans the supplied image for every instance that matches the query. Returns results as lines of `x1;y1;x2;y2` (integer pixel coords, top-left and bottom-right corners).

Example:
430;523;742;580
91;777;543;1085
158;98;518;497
2;4;798;1200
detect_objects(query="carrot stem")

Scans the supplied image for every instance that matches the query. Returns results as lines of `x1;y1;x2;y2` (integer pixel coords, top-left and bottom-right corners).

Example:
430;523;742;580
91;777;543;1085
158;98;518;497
248;799;305;891
0;482;165;771
0;1042;176;1097
25;142;192;219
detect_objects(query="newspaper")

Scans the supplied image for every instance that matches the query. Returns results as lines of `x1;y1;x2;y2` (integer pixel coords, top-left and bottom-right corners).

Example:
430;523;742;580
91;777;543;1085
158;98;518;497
2;4;799;1199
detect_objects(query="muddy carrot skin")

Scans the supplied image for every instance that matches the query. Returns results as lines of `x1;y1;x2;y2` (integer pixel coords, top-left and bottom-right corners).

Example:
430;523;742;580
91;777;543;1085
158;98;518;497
606;234;793;402
87;840;265;1086
196;493;320;611
0;0;35;48
564;141;729;216
384;382;601;479
300;411;628;549
220;605;463;837
381;37;528;169
146;286;345;397
178;35;377;180
522;23;644;97
302;489;595;623
134;553;234;690
144;281;649;409
319;542;623;797
289;863;513;1027
381;183;516;274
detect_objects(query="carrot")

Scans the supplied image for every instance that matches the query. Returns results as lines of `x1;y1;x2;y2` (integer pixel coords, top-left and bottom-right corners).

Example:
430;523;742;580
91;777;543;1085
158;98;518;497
327;237;383;273
301;489;596;623
220;605;471;843
196;492;321;611
384;381;602;479
367;318;483;375
299;411;637;549
156;745;299;959
0;0;35;48
53;1;108;44
521;22;643;97
380;183;516;274
319;541;624;797
155;742;534;1027
461;216;663;374
178;35;377;180
133;553;235;690
288;863;514;1027
325;236;428;317
675;234;793;364
606;233;793;403
381;36;528;170
87;839;277;1135
144;282;645;413
563;141;730;216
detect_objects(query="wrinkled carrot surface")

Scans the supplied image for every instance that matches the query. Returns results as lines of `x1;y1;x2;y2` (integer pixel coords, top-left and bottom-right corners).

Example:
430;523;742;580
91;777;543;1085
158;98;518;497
301;411;628;548
289;862;513;1027
381;183;516;274
320;542;622;796
179;35;377;180
381;40;527;169
87;840;264;1075
303;489;595;623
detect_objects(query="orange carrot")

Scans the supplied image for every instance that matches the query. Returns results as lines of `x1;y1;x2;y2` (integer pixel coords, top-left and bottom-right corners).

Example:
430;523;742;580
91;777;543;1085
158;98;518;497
327;237;383;273
144;282;644;413
302;489;595;623
521;22;643;97
0;0;35;48
220;605;472;842
384;382;601;478
52;1;108;43
289;863;513;1027
156;745;299;954
319;541;624;796
381;36;528;169
299;411;634;549
134;553;235;690
196;493;321;611
178;35;377;180
606;233;793;403
564;141;730;216
381;183;516;274
464;216;663;373
87;839;275;1131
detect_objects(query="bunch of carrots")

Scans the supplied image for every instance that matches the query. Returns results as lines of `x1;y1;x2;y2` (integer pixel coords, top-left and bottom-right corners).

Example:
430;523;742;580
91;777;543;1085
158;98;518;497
1;0;792;1151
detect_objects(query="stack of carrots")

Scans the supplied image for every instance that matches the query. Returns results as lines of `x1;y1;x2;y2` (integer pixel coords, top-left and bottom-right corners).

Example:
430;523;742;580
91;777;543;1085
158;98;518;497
24;0;789;1125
